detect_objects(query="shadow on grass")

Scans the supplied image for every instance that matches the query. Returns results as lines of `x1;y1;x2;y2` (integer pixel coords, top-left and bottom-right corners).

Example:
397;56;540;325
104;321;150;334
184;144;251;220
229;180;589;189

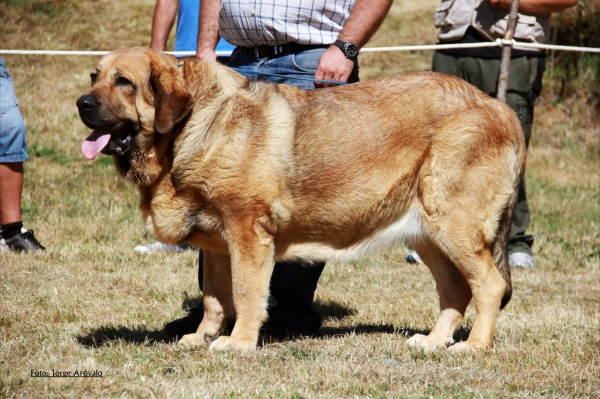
318;324;471;342
314;298;358;320
77;325;177;348
181;295;202;311
313;299;473;342
76;323;472;348
76;295;471;348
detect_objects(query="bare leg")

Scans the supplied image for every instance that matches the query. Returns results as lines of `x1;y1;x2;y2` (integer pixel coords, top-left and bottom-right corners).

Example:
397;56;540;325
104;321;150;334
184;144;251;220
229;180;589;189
0;162;24;224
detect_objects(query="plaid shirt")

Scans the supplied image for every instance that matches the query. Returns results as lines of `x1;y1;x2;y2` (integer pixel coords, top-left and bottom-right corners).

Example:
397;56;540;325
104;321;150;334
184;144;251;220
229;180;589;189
218;0;356;47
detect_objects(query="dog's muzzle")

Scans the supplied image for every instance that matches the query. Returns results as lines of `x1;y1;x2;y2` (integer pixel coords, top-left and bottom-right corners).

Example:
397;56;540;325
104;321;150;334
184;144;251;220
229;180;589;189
76;95;96;113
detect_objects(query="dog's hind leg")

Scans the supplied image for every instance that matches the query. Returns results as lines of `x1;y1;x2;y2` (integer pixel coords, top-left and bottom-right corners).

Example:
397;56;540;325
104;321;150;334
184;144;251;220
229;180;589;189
179;250;235;347
447;245;506;352
433;218;507;352
406;240;472;351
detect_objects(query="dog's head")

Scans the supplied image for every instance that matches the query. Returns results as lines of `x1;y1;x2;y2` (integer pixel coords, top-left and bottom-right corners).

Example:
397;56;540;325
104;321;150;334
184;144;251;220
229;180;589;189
77;47;193;185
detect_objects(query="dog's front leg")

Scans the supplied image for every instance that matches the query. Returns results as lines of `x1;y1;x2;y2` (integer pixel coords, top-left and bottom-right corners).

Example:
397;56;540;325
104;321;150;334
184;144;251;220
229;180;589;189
209;217;276;351
179;250;235;347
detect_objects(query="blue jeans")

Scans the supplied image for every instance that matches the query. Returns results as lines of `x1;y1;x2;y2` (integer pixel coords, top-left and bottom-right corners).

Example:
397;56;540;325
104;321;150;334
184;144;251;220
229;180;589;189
227;46;359;89
200;47;360;335
0;57;29;163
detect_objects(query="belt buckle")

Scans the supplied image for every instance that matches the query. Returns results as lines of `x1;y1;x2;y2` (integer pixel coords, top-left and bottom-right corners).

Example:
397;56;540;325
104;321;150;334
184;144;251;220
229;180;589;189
254;45;284;58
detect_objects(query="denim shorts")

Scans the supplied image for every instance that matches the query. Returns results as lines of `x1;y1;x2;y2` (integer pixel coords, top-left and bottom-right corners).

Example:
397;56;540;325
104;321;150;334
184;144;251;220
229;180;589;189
0;57;29;162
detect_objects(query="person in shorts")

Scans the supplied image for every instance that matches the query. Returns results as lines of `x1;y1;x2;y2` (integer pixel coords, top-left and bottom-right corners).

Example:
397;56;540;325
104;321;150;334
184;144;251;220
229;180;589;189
0;57;45;252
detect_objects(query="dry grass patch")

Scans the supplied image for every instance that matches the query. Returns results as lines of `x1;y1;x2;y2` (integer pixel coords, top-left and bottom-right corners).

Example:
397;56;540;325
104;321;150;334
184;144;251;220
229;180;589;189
1;0;599;397
2;247;599;397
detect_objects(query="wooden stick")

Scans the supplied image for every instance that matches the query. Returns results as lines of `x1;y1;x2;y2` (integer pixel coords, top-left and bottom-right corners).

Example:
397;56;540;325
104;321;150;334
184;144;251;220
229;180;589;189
496;0;520;103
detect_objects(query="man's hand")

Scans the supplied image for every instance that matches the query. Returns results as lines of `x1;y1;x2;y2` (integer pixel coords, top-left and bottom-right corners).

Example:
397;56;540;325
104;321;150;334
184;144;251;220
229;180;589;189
314;0;392;88
196;48;218;62
314;46;355;88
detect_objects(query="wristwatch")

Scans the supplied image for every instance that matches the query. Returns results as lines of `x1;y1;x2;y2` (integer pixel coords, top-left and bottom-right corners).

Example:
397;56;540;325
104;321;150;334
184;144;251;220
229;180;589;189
333;40;359;59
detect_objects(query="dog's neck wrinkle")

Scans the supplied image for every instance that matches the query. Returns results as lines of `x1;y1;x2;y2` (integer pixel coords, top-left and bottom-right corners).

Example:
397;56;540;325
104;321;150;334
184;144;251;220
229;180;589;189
170;97;229;184
171;64;244;176
171;111;200;158
180;65;237;137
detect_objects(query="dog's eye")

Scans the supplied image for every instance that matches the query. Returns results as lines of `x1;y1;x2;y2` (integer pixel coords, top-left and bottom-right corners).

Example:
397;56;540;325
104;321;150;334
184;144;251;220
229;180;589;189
90;73;97;85
117;77;133;87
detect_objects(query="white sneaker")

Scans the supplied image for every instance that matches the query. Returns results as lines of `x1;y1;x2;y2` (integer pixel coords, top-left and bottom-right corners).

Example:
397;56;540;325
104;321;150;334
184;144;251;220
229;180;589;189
509;252;535;269
0;239;8;252
405;251;423;264
0;227;45;252
0;228;6;252
134;242;187;254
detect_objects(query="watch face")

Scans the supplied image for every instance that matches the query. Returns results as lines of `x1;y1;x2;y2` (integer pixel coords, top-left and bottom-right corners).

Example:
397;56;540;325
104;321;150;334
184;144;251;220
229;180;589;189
345;43;359;58
335;40;359;59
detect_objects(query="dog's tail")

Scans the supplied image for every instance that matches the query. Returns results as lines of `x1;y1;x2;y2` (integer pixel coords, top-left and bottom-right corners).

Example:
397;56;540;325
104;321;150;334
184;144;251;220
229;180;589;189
493;191;515;310
494;130;527;310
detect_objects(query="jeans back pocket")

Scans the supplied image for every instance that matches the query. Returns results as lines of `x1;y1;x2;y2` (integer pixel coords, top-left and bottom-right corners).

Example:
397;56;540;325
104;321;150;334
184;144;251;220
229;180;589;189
0;68;19;114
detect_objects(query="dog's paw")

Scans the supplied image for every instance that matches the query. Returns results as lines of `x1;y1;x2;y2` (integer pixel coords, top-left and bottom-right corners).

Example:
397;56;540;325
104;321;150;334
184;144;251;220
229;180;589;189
178;333;207;347
208;336;256;352
447;340;491;353
406;333;427;348
406;334;447;351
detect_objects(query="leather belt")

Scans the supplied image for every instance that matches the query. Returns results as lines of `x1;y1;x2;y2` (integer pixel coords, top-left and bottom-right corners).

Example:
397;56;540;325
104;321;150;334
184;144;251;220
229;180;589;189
240;43;328;59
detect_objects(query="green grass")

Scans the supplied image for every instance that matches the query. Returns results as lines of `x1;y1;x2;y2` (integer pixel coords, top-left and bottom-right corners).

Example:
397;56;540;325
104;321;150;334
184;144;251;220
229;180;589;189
1;0;599;397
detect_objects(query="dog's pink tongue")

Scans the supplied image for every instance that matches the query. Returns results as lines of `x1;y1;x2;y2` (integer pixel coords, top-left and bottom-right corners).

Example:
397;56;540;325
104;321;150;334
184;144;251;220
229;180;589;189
81;130;112;160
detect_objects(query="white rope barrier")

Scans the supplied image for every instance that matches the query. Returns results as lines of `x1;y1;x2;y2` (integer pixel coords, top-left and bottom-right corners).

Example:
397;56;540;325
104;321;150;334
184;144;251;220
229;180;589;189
1;41;599;56
0;49;110;56
361;40;600;53
0;49;234;57
357;42;502;52
492;39;600;53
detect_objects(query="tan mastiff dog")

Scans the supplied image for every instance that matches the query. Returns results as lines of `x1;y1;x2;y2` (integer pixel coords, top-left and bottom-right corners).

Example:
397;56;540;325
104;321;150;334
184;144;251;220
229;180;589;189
77;47;525;352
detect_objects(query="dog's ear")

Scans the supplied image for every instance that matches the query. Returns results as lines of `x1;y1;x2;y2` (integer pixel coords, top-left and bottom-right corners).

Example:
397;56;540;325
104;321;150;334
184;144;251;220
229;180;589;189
149;55;193;134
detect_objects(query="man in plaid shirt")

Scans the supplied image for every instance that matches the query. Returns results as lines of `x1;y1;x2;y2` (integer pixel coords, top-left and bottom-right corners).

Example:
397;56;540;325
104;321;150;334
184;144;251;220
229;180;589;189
198;0;392;88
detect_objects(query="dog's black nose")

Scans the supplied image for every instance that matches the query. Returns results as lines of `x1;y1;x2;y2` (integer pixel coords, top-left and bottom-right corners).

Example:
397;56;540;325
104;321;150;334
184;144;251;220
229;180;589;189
76;95;96;112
